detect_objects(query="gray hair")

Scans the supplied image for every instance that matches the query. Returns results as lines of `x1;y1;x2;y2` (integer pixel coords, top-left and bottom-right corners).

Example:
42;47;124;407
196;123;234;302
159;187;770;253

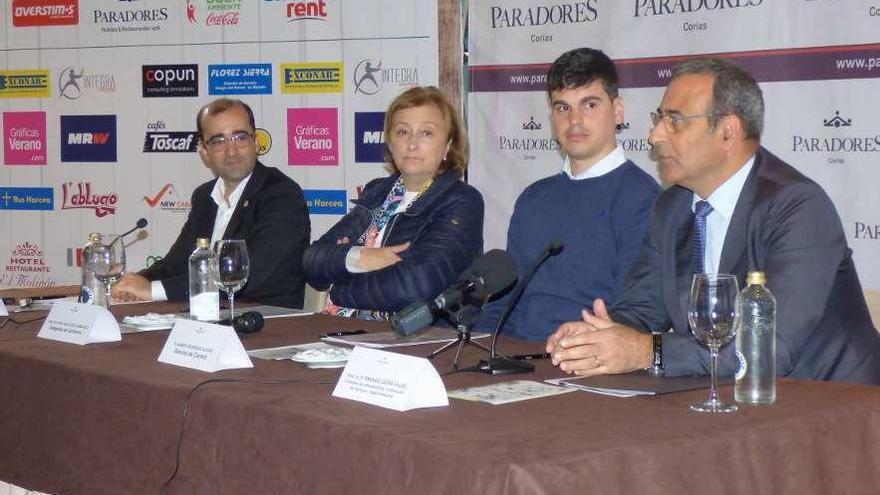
672;58;764;140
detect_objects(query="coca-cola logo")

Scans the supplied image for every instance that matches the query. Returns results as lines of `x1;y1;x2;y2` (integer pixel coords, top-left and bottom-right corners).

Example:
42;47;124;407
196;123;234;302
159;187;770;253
61;181;118;217
206;11;238;25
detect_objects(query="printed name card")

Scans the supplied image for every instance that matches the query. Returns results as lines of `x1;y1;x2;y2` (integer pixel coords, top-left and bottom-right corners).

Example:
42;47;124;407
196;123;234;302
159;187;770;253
37;302;121;345
158;319;253;372
332;347;448;412
0;304;7;317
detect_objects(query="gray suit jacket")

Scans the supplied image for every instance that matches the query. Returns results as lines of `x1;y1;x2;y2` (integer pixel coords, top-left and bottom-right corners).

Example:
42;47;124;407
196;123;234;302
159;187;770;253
611;147;880;384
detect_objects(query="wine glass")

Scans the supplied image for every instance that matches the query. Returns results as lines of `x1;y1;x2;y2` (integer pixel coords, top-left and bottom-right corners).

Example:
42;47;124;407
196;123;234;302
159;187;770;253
211;239;249;322
88;234;126;310
688;273;739;413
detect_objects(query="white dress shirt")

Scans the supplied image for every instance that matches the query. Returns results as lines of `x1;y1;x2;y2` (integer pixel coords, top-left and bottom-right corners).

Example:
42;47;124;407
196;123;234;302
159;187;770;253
691;156;755;274
150;174;253;301
562;145;627;180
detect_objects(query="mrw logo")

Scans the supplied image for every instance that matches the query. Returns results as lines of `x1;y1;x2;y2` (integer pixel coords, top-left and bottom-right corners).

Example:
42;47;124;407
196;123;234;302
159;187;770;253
144;183;173;207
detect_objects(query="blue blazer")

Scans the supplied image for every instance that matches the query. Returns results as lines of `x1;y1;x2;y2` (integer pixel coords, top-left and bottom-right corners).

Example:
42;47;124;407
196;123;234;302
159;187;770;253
611;147;880;384
304;169;484;312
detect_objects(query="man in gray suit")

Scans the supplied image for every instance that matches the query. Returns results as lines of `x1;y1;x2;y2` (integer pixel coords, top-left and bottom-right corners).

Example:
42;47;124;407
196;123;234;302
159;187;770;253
547;58;880;385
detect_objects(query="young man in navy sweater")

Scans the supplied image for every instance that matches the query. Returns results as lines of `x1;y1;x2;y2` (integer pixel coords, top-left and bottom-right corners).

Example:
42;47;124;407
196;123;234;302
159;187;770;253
476;48;660;341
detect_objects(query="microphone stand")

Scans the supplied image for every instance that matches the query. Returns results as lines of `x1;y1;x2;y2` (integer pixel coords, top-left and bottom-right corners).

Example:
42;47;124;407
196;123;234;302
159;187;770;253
463;241;562;375
426;304;491;370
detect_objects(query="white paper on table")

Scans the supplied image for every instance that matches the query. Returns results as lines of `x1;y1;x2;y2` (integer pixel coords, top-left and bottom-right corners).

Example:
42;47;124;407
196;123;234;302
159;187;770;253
157;319;253;372
448;380;576;405
0;304;7;317
332;347;448;411
37;302;121;345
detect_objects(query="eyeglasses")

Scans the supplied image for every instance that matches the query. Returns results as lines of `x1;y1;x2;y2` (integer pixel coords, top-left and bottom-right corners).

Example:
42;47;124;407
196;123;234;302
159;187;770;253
650;111;717;133
203;131;254;150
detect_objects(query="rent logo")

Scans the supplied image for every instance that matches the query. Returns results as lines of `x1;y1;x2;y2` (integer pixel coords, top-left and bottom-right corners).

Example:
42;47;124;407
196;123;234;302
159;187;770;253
60;181;118;217
303;189;346;215
0;70;51;98
286;0;328;22
60;114;117;162
280;62;342;94
142;64;199;98
12;0;78;27
208;63;272;95
0;187;54;211
287;108;338;166
3;111;47;165
354;112;385;163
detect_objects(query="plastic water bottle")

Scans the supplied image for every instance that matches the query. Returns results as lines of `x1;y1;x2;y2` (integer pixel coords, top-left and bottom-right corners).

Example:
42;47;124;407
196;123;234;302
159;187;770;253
80;232;107;307
735;271;776;405
189;238;219;321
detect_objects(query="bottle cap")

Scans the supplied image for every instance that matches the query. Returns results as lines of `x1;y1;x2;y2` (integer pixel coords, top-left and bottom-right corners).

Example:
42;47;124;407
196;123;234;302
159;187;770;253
746;271;766;286
88;232;103;242
196;237;210;249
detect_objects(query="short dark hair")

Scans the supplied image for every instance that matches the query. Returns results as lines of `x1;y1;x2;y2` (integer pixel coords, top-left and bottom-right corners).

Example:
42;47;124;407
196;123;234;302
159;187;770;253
547;48;619;99
196;98;256;140
672;58;764;140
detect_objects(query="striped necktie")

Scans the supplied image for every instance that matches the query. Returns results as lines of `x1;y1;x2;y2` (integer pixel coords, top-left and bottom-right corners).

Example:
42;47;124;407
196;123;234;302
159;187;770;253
692;200;714;274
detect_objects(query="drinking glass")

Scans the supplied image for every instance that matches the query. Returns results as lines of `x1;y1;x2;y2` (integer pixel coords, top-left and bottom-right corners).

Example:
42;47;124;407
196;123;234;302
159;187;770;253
88;234;126;310
688;273;739;413
212;239;249;322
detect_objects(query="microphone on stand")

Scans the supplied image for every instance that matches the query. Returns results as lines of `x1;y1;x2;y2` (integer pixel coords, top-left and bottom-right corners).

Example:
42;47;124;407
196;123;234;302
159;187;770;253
219;311;265;334
110;218;148;247
475;239;564;375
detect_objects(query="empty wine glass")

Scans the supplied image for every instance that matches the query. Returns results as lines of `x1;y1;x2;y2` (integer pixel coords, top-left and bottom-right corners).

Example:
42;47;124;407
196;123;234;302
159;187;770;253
688;273;739;413
88;234;126;310
211;239;249;322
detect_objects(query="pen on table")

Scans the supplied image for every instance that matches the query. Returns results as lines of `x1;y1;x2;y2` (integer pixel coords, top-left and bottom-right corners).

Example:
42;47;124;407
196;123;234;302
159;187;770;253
511;352;551;361
321;330;367;338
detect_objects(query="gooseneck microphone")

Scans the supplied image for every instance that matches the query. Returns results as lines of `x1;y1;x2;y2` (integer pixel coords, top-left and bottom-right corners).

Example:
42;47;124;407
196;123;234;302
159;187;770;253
481;239;564;375
110;218;149;247
391;249;518;337
219;311;264;334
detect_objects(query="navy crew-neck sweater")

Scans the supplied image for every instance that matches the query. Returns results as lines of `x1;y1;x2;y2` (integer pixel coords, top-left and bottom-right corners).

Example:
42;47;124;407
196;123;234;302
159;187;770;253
477;161;660;341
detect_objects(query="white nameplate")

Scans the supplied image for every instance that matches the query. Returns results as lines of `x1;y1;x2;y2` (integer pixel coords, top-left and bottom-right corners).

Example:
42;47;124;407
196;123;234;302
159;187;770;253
37;302;121;345
0;304;7;317
157;319;253;372
332;347;448;411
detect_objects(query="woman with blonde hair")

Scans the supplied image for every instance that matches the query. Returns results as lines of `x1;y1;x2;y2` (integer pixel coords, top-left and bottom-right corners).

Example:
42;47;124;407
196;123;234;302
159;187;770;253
304;86;484;319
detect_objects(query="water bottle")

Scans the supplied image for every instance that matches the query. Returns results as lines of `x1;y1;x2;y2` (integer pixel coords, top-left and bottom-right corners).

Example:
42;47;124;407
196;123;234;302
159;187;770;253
80;232;107;307
188;238;219;321
735;271;776;405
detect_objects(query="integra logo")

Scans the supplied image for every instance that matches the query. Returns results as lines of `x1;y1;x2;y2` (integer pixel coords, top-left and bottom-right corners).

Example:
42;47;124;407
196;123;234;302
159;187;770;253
633;0;763;17
143;131;197;152
490;1;598;28
287;0;328;22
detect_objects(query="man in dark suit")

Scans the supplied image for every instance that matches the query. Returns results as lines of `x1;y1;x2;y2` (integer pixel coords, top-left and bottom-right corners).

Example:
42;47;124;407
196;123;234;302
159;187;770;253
113;98;310;308
547;58;880;384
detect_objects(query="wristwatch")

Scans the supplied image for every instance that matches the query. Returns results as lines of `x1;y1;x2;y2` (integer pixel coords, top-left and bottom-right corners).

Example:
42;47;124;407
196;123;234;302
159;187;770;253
650;333;663;372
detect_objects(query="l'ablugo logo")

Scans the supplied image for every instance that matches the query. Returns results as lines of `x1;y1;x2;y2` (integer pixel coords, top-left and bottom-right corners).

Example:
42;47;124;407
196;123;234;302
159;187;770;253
287;108;339;166
280;62;342;94
142;121;197;152
208;64;272;95
354;112;385;163
2;241;55;289
142;64;199;98
303;189;346;215
0;187;54;211
12;0;78;27
60;114;117;162
3;111;47;165
61;181;118;217
0;70;51;98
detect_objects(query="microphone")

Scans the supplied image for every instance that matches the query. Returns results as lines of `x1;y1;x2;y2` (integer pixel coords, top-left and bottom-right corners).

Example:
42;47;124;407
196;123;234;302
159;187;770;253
391;249;517;337
110;218;148;247
480;239;564;375
219;311;264;334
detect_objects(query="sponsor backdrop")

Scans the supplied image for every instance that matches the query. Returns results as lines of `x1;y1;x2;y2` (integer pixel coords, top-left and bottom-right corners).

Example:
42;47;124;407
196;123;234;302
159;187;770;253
468;0;880;290
1;0;437;290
